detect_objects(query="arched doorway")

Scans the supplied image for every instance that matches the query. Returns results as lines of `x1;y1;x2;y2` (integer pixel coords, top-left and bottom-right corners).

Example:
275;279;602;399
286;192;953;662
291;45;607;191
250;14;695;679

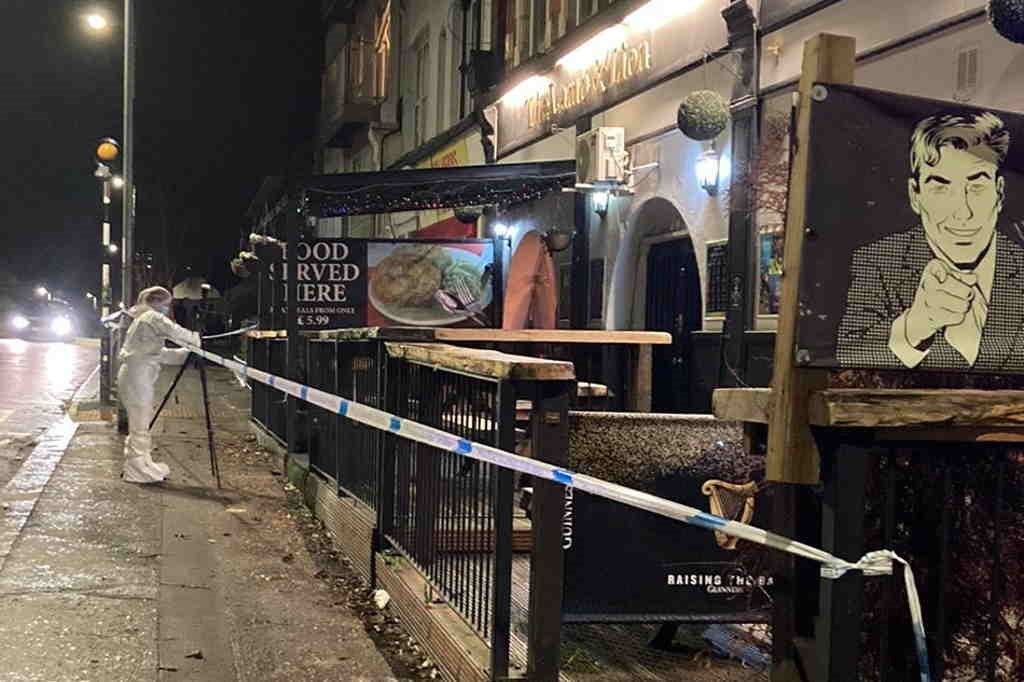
612;197;703;413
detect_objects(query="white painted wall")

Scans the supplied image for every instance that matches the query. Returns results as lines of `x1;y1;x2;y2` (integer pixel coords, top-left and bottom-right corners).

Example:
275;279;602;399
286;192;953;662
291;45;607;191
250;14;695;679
760;0;986;90
500;127;578;163
858;16;1024;112
596;57;736;332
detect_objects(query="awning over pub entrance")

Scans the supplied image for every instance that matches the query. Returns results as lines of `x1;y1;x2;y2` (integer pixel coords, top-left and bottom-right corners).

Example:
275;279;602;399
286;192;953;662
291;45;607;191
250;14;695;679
247;160;575;230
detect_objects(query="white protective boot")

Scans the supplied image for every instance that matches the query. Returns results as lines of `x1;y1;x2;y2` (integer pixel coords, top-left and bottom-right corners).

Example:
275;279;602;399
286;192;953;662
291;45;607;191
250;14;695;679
123;456;168;484
119;365;169;484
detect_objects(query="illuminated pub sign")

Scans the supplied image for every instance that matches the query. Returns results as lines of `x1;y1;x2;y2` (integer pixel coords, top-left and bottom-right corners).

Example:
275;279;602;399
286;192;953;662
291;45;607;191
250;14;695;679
490;2;729;158
276;239;498;331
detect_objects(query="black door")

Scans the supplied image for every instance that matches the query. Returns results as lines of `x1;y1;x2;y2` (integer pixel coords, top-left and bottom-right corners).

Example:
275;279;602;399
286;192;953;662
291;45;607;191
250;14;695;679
646;238;703;413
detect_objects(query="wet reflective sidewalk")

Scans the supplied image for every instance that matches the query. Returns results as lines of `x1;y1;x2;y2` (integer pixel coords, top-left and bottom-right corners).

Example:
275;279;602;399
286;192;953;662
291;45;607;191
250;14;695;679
0;362;397;681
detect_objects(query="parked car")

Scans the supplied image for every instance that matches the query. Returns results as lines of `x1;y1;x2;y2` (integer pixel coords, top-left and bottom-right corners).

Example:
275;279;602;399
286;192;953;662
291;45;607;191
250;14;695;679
7;300;77;341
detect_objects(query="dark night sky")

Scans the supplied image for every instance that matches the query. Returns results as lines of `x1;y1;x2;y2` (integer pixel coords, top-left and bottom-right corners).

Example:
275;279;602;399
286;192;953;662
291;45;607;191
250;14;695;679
0;0;321;300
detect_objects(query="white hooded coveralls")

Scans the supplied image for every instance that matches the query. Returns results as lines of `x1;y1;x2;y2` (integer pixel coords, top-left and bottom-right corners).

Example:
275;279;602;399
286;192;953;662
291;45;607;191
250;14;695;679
117;307;200;483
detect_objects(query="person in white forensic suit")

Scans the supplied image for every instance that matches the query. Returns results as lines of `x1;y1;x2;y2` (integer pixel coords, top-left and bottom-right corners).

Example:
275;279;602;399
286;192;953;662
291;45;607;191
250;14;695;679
117;286;201;483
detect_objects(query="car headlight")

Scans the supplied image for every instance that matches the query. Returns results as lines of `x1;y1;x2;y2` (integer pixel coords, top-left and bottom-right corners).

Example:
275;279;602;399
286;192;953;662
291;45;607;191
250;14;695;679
51;317;73;337
11;315;29;330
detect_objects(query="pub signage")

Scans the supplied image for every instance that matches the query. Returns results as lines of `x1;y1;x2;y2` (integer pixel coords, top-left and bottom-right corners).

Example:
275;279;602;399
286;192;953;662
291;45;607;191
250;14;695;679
524;38;653;130
274;238;497;331
491;2;729;158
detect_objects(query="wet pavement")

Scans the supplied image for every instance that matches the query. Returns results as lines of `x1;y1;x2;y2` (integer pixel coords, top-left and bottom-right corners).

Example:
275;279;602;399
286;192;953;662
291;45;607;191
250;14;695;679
0;339;98;489
0;360;400;681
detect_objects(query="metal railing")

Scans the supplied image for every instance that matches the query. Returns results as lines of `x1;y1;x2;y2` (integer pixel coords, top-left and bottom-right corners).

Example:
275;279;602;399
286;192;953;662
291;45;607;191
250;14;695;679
380;356;517;656
248;335;290;444
864;447;1019;681
293;336;573;679
306;338;384;508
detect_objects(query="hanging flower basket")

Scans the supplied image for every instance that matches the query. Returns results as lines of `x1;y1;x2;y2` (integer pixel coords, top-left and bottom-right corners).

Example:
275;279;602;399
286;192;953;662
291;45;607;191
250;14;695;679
677;90;730;141
990;0;1024;44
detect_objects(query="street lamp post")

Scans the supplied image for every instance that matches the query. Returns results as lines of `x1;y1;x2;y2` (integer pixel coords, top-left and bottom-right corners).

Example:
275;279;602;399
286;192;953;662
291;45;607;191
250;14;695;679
84;5;135;309
122;0;136;310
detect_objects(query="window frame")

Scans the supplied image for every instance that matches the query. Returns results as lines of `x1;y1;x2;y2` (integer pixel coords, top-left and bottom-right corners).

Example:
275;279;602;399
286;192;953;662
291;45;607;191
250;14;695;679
413;37;431;146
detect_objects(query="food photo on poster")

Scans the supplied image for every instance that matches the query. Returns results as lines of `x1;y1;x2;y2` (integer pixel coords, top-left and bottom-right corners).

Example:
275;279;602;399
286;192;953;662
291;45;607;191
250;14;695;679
367;241;495;327
279;238;497;330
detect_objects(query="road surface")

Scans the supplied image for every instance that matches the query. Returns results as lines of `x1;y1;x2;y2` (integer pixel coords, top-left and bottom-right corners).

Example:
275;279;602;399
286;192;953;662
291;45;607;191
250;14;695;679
0;338;97;488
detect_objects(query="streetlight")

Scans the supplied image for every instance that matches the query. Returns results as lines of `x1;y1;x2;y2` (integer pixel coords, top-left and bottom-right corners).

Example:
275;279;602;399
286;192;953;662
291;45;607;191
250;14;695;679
111;175;124;189
83;2;136;309
84;13;109;31
36;286;50;299
107;243;119;254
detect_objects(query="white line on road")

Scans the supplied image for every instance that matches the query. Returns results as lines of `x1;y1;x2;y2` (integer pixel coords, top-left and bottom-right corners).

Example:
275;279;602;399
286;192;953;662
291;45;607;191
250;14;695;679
0;417;79;573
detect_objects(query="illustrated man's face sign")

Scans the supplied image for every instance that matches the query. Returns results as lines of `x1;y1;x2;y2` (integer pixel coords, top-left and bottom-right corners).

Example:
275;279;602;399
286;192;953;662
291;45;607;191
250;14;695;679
909;146;1005;267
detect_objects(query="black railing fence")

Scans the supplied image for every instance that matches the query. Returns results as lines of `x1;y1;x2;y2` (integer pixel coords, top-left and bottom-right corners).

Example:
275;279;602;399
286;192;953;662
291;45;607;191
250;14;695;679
815;441;1024;682
307;340;338;479
245;331;1024;682
864;447;1021;681
247;335;305;449
306;339;384;509
248;336;275;439
381;357;517;657
294;336;565;679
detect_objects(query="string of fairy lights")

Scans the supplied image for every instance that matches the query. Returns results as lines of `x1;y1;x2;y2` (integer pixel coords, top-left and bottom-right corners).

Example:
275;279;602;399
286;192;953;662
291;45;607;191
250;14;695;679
307;172;575;218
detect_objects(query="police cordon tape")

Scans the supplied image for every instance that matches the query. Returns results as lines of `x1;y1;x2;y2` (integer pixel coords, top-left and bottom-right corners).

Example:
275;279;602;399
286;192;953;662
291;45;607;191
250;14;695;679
185;339;931;682
201;324;259;341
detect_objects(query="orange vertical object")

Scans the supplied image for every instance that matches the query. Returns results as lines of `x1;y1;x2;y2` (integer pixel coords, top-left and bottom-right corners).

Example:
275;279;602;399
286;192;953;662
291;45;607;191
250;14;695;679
503;231;557;329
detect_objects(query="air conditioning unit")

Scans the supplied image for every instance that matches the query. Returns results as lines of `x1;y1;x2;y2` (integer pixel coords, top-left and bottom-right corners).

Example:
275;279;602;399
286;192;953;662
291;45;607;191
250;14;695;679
576;127;627;186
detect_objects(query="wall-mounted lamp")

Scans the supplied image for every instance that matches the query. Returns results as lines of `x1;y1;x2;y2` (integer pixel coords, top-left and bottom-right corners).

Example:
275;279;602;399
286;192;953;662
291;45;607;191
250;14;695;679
696;145;721;196
493;222;514;246
592;191;610;217
542;229;574;253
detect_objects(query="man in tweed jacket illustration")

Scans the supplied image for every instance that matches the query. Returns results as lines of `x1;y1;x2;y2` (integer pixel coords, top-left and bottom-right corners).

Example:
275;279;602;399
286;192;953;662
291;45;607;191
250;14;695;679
837;111;1024;371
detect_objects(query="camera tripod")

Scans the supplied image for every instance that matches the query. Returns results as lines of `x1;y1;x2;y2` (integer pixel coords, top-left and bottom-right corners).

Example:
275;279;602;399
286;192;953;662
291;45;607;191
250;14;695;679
148;314;221;488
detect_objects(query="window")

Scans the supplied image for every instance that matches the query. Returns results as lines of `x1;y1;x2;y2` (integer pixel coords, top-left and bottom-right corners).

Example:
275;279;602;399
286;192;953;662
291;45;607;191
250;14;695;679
545;0;570;50
470;0;493;51
577;0;599;22
505;0;531;66
577;0;617;23
414;38;431;146
438;29;449;130
755;92;795;316
373;0;392;100
347;0;392;102
451;21;464;123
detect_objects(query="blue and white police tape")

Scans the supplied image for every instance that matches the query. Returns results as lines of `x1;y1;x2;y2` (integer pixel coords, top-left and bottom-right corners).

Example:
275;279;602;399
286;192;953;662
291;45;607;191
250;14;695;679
185;341;931;682
201;324;259;341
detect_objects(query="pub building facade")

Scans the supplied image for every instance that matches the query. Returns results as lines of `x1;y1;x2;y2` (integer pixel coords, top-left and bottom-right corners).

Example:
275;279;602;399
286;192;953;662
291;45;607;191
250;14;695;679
304;0;1023;413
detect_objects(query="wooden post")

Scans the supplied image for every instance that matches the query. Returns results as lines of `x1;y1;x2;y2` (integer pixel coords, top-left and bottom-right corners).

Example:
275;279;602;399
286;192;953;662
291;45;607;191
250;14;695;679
767;34;856;484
